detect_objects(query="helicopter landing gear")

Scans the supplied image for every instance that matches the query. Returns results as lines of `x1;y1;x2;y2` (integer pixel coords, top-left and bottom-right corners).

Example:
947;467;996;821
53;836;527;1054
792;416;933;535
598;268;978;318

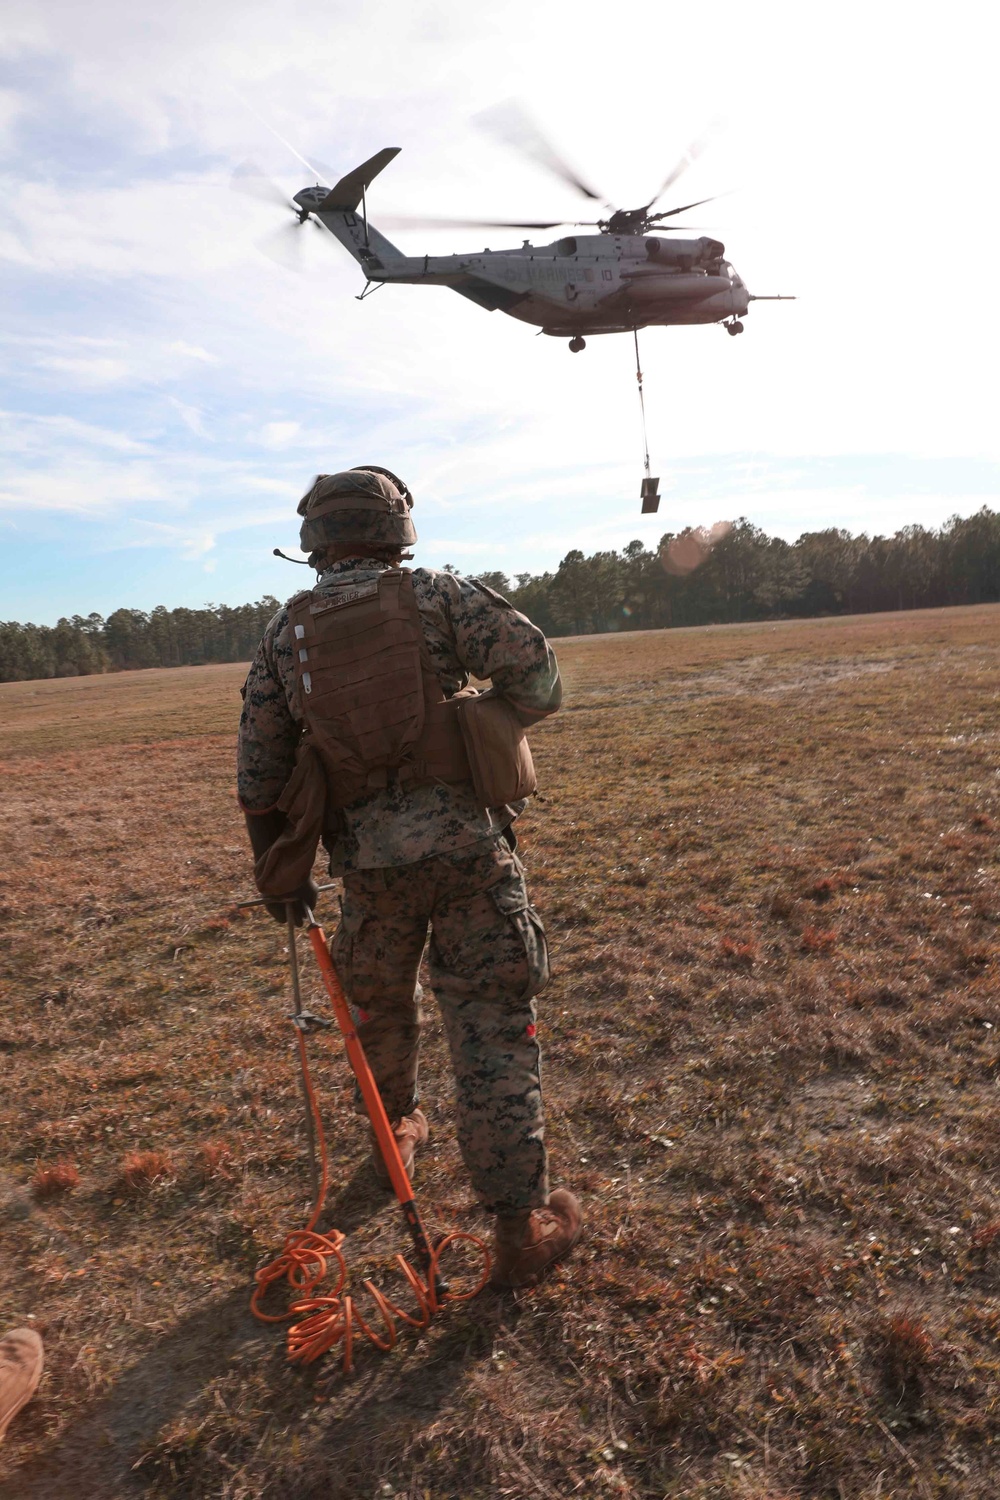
568;336;586;352
726;320;744;336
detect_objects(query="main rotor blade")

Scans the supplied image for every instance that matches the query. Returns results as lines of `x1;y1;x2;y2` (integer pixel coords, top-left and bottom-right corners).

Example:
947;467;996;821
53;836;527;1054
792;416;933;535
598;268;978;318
306;158;337;185
378;213;571;231
227;85;335;185
649;194;724;222
231;160;294;208
648;122;721;208
473;100;605;202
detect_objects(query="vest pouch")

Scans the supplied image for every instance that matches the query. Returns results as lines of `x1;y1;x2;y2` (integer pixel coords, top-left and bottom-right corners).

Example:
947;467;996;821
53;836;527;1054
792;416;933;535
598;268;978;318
289;571;471;808
456;693;537;808
254;743;327;899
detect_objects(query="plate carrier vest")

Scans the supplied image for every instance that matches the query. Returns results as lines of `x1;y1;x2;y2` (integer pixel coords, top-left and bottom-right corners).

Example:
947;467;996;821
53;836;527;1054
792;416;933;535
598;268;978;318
287;569;473;808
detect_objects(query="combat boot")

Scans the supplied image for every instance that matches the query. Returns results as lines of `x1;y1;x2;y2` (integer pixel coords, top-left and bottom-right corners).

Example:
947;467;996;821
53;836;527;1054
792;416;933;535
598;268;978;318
0;1327;44;1444
490;1189;583;1289
370;1108;429;1189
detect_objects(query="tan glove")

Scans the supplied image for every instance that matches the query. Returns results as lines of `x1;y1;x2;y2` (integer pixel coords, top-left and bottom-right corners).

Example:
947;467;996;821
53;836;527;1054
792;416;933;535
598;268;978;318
243;810;319;925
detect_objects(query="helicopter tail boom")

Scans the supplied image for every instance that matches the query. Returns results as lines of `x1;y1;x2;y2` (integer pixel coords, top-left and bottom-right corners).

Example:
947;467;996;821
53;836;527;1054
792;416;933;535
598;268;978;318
307;147;407;273
316;206;405;270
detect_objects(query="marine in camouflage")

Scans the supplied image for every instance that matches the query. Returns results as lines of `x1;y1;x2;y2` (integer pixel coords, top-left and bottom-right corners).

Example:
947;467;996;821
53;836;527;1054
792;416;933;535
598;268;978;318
237;553;561;1213
333;837;549;1214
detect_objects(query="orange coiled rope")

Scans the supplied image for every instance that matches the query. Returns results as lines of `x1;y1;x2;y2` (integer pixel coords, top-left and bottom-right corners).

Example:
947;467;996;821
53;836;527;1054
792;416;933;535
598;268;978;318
251;1025;490;1375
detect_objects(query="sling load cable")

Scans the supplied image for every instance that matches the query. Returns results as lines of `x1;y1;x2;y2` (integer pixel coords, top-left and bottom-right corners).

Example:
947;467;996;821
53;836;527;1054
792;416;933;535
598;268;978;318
634;327;660;513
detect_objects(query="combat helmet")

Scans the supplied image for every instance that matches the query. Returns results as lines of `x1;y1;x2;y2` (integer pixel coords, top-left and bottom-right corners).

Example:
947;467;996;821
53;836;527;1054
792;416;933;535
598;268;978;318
297;466;416;555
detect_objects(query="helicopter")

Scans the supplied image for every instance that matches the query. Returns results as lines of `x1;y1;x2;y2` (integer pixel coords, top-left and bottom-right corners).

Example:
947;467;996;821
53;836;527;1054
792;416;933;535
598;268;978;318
234;109;793;353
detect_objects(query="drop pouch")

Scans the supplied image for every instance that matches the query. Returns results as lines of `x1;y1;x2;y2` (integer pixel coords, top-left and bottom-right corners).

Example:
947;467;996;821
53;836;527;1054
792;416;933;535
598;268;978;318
254;743;327;900
456;692;538;809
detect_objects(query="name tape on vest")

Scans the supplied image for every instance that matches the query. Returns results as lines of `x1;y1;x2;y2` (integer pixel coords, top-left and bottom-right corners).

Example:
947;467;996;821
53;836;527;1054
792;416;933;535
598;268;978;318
310;581;381;615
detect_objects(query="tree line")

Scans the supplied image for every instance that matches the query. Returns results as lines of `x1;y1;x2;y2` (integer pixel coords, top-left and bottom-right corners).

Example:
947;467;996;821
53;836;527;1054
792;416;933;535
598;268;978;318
3;507;999;682
0;600;281;683
465;506;1000;637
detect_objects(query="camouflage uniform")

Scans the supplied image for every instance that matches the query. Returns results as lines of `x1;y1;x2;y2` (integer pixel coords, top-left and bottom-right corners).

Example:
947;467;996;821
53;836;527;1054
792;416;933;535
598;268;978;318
238;559;561;1213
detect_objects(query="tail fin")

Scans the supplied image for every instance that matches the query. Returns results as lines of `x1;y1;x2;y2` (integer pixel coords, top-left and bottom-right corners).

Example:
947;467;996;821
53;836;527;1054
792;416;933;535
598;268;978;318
316;147;404;267
319;148;400;212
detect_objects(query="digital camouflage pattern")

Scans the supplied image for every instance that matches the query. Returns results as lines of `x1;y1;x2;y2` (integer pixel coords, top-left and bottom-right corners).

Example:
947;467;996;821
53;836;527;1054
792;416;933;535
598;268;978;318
237;559;562;873
333;836;549;1214
238;555;561;1214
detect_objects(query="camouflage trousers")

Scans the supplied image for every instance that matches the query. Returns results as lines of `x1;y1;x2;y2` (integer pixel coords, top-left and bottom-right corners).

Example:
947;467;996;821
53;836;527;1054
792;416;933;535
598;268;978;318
331;835;550;1214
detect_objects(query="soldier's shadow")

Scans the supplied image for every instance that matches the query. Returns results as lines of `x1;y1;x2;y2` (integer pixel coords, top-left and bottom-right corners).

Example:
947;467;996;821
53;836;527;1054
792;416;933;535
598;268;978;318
6;1286;269;1499
6;1165;506;1499
321;1154;392;1235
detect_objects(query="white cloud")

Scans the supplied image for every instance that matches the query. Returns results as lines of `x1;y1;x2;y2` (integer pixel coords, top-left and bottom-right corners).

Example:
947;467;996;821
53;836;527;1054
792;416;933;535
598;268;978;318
108;516;220;562
168;396;209;436
35;354;131;384
0;88;23;143
181;532;216;561
0;460;166;515
258;421;301;448
0;410;146;453
169;341;219;363
1;175;257;278
243;476;298;495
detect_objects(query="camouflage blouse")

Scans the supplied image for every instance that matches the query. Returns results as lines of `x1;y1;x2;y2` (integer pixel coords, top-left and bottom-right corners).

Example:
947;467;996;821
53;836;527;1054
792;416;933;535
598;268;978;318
237;560;561;873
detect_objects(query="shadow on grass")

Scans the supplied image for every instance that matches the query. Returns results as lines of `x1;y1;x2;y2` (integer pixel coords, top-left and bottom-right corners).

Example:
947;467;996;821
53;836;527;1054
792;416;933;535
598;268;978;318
320;1155;395;1236
8;1281;505;1499
6;1162;502;1499
5;1287;267;1499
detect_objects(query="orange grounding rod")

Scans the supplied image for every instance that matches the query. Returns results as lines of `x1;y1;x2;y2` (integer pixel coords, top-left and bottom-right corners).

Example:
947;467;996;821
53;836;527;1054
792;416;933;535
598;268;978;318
250;908;490;1375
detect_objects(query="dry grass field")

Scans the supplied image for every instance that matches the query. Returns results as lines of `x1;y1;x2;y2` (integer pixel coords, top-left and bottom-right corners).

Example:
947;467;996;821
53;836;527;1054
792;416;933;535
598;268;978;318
2;604;999;1499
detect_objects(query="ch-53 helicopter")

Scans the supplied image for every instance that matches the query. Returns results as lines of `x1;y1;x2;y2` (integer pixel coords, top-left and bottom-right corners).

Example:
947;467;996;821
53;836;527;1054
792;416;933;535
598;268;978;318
234;108;793;354
235;110;792;512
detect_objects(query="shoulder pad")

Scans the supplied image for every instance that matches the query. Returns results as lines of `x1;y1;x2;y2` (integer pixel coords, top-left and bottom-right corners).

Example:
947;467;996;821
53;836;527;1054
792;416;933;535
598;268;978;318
412;565;458;592
286;587;315;610
469;579;513;609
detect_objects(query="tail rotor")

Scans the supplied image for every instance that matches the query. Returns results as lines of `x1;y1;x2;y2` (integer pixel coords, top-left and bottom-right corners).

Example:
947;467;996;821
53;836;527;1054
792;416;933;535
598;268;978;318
231;160;329;273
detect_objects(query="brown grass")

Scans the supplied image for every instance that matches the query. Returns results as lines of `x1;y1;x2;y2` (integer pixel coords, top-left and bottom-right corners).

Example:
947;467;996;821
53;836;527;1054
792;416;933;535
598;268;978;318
31;1162;80;1200
874;1312;936;1401
1;602;1000;1498
120;1151;174;1194
196;1141;237;1183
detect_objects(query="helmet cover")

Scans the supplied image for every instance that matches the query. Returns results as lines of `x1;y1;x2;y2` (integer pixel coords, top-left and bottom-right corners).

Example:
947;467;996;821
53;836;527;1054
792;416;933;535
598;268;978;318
297;467;417;552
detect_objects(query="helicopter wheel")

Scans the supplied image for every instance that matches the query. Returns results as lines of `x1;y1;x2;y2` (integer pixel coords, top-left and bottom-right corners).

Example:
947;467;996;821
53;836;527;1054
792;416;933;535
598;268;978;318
568;336;586;352
726;321;744;336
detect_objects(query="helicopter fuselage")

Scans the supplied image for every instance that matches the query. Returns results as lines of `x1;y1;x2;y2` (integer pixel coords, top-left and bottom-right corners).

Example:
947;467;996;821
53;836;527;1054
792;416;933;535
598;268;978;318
303;189;750;337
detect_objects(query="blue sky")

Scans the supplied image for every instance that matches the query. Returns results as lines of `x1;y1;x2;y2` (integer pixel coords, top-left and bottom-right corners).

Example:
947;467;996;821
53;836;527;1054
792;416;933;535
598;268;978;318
1;0;997;624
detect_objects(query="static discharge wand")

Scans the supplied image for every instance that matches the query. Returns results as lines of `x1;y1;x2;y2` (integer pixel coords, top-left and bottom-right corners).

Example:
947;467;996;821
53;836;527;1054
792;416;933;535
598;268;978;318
237;893;490;1375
